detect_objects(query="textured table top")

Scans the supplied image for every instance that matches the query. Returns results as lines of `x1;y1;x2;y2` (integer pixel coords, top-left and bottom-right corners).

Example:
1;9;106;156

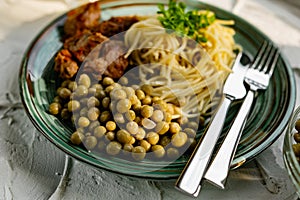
0;0;300;199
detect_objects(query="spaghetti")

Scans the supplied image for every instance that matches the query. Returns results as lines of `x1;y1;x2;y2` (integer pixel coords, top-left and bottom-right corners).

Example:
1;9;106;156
124;15;237;119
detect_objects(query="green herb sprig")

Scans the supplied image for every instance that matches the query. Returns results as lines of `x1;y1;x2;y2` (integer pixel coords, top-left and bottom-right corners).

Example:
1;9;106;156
157;0;215;43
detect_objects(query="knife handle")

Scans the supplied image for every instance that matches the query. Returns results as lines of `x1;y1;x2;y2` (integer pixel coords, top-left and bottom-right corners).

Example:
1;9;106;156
175;96;233;197
204;90;255;189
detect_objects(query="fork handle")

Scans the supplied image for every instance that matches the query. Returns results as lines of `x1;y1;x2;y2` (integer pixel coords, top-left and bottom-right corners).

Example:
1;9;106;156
175;96;233;197
204;90;255;189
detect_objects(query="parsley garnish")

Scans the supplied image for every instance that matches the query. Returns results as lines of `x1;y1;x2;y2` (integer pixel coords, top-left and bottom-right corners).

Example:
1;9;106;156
157;0;215;43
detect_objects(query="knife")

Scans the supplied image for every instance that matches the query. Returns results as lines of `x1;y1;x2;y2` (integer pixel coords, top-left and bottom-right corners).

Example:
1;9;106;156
175;50;248;197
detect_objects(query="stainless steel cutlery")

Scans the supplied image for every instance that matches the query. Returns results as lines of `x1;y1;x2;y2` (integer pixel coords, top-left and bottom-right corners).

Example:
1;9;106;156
175;41;280;197
204;41;279;189
175;50;247;197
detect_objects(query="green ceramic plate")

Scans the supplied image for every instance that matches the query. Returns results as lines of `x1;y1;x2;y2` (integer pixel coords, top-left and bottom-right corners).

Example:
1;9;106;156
19;0;296;179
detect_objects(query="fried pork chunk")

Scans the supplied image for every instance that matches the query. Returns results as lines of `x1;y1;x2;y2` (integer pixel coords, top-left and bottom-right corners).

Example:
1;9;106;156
83;40;129;80
54;49;79;79
64;1;101;38
94;16;139;37
64;30;108;62
54;2;139;80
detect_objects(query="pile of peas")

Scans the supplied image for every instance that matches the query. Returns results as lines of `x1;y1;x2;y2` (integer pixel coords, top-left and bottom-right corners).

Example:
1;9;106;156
49;73;198;161
292;118;300;161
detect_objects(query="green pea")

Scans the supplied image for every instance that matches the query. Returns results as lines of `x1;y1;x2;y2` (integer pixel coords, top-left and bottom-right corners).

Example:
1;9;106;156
151;145;165;158
91;83;103;90
160;135;171;147
169;122;181;134
136;89;145;100
139;140;151;152
78;74;91;88
141;84;153;95
129;95;139;105
70;131;85;145
102;77;114;86
49;102;61;115
94;126;107;138
132;146;146;161
155;121;169;135
105;131;115;141
79;107;88;117
124;87;135;98
177;116;188;125
95;89;106;100
87;107;100;121
106;121;117;131
116;129;131;144
184;128;196;138
129;136;135;145
146;132;159;145
141;105;153;118
58;88;72;99
164;112;172;123
114;113;125;124
151;110;164;122
171;132;188;147
61;80;71;88
84;136;97;149
125;110;136;121
135;128;146;140
110;88;127;100
105;85;115;94
142;95;152;105
77;116;90;128
126;121;139;135
188;121;199;130
88;87;96;96
102;97;111;109
53;96;62;103
61;108;71;119
106;141;122;155
88;121;100;132
116;99;131;113
68;81;77;91
119;77;128;85
167;147;179;159
87;96;100;108
75;85;88;97
123;143;133;154
99;111;111;123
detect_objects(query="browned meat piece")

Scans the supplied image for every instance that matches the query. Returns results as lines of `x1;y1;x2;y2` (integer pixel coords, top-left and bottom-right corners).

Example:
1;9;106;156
64;1;101;38
54;49;79;79
94;16;139;37
83;40;129;80
64;30;108;62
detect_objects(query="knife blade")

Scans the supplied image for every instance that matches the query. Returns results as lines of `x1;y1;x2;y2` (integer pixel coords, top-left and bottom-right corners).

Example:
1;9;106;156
175;50;248;197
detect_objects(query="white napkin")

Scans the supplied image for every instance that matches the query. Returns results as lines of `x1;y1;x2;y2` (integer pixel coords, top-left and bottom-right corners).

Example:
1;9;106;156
0;0;68;40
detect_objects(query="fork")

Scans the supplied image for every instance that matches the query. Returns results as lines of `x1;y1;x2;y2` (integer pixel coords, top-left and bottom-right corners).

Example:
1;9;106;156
204;41;280;189
175;50;248;197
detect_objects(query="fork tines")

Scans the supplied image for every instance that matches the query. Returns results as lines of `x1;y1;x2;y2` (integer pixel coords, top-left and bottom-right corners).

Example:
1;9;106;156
251;41;280;74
